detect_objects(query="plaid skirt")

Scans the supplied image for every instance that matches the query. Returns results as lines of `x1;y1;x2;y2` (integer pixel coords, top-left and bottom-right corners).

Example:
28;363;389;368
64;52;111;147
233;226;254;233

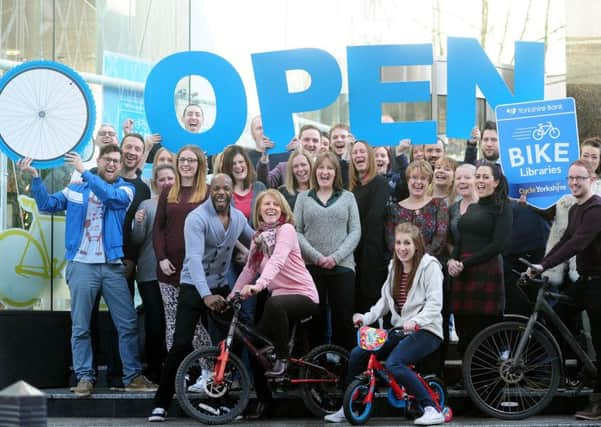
451;254;505;315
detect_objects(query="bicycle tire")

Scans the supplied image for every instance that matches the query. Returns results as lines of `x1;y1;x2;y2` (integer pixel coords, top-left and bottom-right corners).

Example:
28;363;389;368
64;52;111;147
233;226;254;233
0;60;95;168
424;374;447;408
300;344;349;417
463;321;561;420
343;378;373;425
175;347;251;425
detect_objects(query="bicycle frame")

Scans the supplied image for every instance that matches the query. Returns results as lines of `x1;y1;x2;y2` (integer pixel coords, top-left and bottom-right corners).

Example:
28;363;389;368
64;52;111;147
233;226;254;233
512;284;597;377
210;297;341;386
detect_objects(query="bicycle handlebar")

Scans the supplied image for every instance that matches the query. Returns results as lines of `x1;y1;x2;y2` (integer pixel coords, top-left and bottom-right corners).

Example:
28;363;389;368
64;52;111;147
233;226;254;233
517;258;548;286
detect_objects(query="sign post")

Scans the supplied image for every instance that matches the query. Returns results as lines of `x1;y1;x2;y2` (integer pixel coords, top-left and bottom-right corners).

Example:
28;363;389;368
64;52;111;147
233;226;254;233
496;98;580;209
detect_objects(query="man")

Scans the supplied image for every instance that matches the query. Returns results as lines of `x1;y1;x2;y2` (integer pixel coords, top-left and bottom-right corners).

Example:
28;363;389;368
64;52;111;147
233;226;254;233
424;137;445;168
464;121;499;163
67;124;120;185
329;123;350;160
257;124;323;188
146;104;204;163
246;115;288;169
527;160;601;421
149;174;253;422
18;147;156;397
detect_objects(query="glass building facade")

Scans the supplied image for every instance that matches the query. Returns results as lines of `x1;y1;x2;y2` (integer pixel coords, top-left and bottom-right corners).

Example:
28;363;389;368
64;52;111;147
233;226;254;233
0;0;578;311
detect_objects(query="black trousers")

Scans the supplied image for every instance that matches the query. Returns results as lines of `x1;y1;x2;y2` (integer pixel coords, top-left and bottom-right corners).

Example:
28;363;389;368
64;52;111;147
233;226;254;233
138;280;167;379
256;294;318;359
454;313;501;357
553;278;601;392
154;285;210;409
307;266;356;351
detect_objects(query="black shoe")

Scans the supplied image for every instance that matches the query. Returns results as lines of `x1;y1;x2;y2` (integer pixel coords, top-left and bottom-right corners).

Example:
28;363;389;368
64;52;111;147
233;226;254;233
575;393;601;420
265;359;288;377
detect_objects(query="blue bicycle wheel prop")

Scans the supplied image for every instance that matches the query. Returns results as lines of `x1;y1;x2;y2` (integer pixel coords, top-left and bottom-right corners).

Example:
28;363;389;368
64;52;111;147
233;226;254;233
0;60;96;169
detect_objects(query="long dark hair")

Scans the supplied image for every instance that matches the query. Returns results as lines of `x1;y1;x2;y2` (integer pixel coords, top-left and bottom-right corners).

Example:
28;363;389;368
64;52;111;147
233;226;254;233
392;223;426;298
476;160;508;213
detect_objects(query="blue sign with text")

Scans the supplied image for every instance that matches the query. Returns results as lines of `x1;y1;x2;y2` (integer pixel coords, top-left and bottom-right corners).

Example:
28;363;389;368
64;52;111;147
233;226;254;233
496;98;579;209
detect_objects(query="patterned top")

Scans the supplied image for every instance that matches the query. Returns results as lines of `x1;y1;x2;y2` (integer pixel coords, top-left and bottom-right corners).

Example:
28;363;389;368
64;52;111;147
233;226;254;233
385;197;449;260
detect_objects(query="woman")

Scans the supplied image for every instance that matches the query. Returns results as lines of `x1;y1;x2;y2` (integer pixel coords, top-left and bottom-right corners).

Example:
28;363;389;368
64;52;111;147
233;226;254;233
131;163;176;380
430;156;458;206
221;145;266;222
295;152;361;350
153;147;175;166
448;164;478;256
410;144;425;162
325;223;445;425
447;161;512;356
375;146;407;202
229;189;318;377
278;148;312;210
386;160;449;261
350;141;391;314
152;145;211;352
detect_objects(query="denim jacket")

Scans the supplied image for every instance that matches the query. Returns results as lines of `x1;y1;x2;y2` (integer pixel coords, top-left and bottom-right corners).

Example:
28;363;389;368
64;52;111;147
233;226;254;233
31;170;134;262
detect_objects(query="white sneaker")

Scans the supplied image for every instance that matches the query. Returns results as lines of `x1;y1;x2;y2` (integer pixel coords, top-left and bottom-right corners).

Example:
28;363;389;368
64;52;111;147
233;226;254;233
414;406;445;425
324;407;346;423
188;369;209;393
148;407;166;422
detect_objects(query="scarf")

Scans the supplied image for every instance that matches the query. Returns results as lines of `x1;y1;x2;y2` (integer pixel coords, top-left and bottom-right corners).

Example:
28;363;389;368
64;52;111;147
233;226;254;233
249;217;286;270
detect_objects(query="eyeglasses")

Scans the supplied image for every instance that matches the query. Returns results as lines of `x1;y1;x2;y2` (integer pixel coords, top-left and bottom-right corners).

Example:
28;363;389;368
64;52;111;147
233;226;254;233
566;176;590;182
97;131;116;137
101;157;121;165
178;157;198;164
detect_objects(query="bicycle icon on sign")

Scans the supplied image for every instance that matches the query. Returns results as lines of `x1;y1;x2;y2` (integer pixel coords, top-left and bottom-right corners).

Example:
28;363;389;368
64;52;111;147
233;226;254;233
532;121;560;141
0;195;66;307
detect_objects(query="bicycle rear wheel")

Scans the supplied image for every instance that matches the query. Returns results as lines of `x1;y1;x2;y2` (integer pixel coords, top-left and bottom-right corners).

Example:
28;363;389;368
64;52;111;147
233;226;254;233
0;60;95;168
463;321;561;420
175;347;251;425
300;344;349;417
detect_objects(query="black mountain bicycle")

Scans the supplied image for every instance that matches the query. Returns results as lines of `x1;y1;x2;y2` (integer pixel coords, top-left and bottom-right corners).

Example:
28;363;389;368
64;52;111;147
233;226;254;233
174;294;349;424
462;258;597;419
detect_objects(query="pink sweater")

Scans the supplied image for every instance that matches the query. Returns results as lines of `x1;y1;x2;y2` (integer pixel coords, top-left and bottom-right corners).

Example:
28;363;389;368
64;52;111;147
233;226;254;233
232;223;319;304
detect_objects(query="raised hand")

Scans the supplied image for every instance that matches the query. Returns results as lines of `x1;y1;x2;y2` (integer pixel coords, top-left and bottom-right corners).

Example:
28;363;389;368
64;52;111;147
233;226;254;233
16;157;38;177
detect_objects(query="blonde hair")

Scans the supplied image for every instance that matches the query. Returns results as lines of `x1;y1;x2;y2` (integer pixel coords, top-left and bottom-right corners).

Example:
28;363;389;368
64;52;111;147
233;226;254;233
252;189;295;228
405;160;433;182
153;147;175;165
284;148;313;195
349;140;378;191
429;156;458;204
167;145;208;204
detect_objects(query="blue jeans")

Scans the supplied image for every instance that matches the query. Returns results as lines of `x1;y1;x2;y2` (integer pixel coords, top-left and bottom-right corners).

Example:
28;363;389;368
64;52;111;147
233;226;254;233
66;261;142;384
347;329;442;408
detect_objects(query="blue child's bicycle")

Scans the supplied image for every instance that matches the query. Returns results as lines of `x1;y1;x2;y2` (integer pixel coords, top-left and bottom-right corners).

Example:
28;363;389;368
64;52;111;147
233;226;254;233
343;326;453;425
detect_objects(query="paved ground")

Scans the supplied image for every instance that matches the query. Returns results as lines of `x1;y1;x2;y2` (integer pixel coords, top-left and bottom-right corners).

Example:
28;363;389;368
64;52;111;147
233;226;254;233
47;416;600;426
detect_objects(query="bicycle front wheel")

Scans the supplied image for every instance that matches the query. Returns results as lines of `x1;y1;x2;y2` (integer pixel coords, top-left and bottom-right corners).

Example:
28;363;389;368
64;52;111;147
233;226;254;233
175;347;251;425
463;321;561;420
0;61;95;168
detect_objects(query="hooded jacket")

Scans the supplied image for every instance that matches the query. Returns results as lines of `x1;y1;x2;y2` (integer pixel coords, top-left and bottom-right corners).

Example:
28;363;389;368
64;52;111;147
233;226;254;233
361;253;443;339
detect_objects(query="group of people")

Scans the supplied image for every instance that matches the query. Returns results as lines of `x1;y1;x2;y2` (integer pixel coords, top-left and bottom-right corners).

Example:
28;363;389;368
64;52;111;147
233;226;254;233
18;104;601;423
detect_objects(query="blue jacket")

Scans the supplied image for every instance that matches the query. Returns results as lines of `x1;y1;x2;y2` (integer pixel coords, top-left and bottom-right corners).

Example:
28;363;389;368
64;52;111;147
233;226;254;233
31;170;135;262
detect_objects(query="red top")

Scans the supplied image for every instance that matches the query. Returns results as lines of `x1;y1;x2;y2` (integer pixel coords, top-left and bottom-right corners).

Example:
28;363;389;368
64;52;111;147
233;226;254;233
394;272;409;313
233;190;253;220
152;185;206;285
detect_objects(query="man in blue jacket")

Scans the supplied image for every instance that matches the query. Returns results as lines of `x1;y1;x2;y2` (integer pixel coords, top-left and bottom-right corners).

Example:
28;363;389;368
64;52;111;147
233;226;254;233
18;145;156;397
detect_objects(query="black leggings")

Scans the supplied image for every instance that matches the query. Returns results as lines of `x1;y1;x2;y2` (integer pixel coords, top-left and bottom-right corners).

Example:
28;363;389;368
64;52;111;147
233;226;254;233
256;294;317;359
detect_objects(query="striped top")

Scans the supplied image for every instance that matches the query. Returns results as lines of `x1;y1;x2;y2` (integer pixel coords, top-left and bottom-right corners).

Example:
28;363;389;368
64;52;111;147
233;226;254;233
394;272;409;313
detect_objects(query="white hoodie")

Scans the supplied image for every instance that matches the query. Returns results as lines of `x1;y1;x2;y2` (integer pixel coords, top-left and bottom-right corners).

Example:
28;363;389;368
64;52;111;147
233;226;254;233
360;253;443;340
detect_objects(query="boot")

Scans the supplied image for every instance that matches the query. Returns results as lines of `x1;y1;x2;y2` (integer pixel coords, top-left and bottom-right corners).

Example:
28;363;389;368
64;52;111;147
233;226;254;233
265;359;288;377
575;393;601;420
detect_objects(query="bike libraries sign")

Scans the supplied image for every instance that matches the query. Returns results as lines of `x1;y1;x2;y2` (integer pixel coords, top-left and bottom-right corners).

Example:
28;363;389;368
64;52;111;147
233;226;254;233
496;97;579;209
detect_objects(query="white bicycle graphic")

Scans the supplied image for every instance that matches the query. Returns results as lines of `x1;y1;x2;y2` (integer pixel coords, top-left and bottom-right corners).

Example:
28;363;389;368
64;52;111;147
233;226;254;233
0;60;96;168
532;121;560;141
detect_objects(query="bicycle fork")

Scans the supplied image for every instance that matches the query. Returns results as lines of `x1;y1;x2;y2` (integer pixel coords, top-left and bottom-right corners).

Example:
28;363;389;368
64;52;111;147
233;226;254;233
214;308;240;383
